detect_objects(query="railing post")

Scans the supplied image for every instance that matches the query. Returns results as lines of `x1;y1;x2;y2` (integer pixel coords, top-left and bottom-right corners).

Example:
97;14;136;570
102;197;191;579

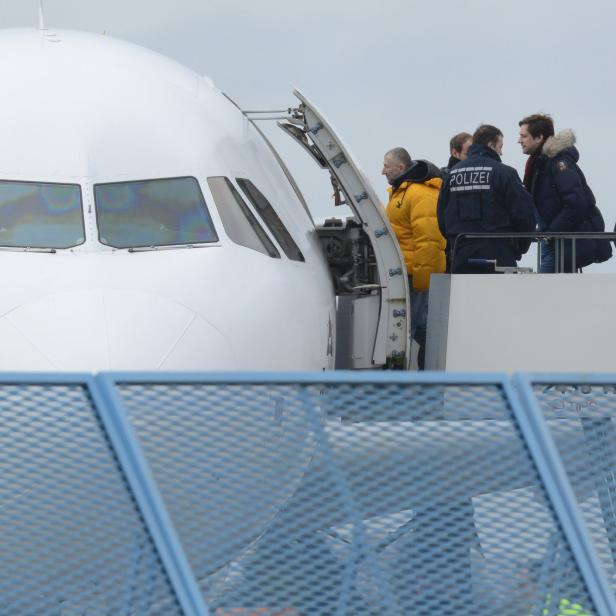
512;375;616;615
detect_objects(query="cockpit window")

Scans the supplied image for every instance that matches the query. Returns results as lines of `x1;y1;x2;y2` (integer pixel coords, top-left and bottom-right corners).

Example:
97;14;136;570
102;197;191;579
207;176;280;258
236;178;304;262
0;180;84;249
94;177;218;249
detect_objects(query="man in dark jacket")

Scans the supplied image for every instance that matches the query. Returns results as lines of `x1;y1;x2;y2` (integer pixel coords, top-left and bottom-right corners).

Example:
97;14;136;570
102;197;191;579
437;124;536;273
519;113;611;272
443;131;472;172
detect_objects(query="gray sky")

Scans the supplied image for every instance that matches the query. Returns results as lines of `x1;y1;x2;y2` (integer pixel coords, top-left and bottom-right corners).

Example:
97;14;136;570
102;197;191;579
3;0;616;269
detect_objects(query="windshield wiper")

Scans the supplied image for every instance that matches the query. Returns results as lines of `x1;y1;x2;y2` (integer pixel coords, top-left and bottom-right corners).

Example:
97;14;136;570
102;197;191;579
0;246;56;253
127;243;217;253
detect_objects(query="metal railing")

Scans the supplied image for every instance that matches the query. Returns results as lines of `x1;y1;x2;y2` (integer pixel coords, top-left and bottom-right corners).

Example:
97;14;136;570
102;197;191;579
3;371;616;614
451;232;616;273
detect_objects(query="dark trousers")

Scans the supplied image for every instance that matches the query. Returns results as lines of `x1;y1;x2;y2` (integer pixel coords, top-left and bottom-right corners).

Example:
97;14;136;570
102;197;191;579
451;240;516;274
409;276;428;370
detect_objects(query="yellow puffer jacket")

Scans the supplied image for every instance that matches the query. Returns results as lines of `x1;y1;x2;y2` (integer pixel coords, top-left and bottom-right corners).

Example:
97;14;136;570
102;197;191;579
386;177;446;291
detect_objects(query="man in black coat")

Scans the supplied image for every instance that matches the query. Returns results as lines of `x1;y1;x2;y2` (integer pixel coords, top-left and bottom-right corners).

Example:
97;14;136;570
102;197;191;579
518;113;611;272
443;131;472;173
437;124;536;273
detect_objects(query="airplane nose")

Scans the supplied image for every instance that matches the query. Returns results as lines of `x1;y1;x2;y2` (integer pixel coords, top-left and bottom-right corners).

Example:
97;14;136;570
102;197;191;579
0;289;236;371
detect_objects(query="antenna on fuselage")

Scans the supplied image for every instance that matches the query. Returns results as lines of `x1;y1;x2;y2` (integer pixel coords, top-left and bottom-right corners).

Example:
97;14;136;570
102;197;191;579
38;0;46;30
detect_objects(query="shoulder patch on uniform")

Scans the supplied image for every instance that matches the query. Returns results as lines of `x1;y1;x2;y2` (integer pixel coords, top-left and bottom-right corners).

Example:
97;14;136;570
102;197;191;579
556;160;568;172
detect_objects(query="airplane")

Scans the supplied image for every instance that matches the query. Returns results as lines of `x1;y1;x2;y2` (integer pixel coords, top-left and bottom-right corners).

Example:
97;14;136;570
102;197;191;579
0;25;409;373
4;16;614;616
0;22;417;615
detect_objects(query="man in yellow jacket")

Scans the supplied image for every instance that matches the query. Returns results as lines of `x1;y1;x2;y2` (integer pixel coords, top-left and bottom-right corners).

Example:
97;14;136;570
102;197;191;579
382;147;446;369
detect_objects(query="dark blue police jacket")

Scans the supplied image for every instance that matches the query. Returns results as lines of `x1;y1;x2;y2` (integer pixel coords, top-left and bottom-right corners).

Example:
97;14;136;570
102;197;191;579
437;144;535;273
529;144;611;268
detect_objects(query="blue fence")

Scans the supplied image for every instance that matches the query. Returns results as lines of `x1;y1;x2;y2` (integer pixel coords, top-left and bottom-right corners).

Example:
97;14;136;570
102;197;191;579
1;372;616;615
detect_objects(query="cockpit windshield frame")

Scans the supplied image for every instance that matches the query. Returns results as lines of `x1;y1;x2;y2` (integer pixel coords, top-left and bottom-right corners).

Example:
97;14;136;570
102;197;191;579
93;176;219;250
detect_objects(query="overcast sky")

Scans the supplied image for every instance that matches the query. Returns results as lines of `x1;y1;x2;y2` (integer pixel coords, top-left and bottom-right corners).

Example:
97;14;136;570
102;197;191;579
2;0;615;269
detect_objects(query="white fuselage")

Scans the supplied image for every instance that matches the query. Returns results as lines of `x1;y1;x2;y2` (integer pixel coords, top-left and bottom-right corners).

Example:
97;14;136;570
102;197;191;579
0;28;335;371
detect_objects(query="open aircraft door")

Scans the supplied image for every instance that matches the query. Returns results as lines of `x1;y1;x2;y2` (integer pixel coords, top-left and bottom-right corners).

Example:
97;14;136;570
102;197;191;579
278;89;410;369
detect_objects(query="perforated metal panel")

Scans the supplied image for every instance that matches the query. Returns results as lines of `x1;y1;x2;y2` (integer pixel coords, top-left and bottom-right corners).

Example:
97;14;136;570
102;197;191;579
520;374;616;614
112;382;316;600
104;373;602;615
4;372;613;615
0;379;183;616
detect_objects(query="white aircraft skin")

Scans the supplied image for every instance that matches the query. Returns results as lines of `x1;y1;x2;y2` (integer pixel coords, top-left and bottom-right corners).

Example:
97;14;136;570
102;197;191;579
3;28;605;616
0;28;335;372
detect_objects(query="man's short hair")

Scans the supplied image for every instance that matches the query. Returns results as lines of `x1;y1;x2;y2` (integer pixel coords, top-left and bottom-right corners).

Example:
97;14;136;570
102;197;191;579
472;124;503;147
450;132;472;154
518;113;555;140
385;147;412;169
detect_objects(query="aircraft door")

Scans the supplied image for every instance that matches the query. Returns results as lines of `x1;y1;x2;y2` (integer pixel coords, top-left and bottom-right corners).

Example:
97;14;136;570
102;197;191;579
277;90;410;369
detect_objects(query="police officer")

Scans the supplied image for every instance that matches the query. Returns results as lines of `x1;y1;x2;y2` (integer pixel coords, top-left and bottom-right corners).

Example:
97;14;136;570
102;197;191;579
437;124;535;273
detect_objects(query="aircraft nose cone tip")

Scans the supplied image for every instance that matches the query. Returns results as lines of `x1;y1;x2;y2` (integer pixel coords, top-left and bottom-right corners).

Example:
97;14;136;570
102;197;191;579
0;289;235;371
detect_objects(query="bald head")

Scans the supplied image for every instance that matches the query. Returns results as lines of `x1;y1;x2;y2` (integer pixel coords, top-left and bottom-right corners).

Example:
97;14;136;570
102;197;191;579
382;147;412;185
385;147;412;168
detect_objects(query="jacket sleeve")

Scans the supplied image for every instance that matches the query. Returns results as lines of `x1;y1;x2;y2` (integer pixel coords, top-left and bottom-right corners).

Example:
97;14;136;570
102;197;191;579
548;159;588;231
436;180;449;238
410;193;446;292
503;167;536;255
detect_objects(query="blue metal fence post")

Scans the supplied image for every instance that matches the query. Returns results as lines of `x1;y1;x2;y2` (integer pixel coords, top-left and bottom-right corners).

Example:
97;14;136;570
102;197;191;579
93;374;210;616
511;373;616;616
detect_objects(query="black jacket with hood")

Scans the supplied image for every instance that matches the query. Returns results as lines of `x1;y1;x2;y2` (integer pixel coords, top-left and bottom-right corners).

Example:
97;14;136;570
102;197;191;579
526;129;611;268
437;144;535;272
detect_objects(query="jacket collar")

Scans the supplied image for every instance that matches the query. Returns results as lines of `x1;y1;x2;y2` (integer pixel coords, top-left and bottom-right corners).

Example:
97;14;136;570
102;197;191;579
391;164;417;191
390;174;409;191
466;144;501;163
446;155;459;170
390;159;443;190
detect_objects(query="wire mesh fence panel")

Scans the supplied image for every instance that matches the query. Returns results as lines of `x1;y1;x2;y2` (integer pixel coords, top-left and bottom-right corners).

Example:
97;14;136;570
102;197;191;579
113;376;599;616
0;382;183;616
115;383;329;614
529;378;616;606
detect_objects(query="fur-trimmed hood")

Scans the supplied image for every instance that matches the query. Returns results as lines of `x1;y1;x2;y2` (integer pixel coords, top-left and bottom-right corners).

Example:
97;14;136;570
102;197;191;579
543;129;577;158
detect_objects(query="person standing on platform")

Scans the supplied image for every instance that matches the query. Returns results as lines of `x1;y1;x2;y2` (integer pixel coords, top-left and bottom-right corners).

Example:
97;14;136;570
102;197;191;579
443;131;472;173
437;124;535;273
518;113;611;272
382;147;446;370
